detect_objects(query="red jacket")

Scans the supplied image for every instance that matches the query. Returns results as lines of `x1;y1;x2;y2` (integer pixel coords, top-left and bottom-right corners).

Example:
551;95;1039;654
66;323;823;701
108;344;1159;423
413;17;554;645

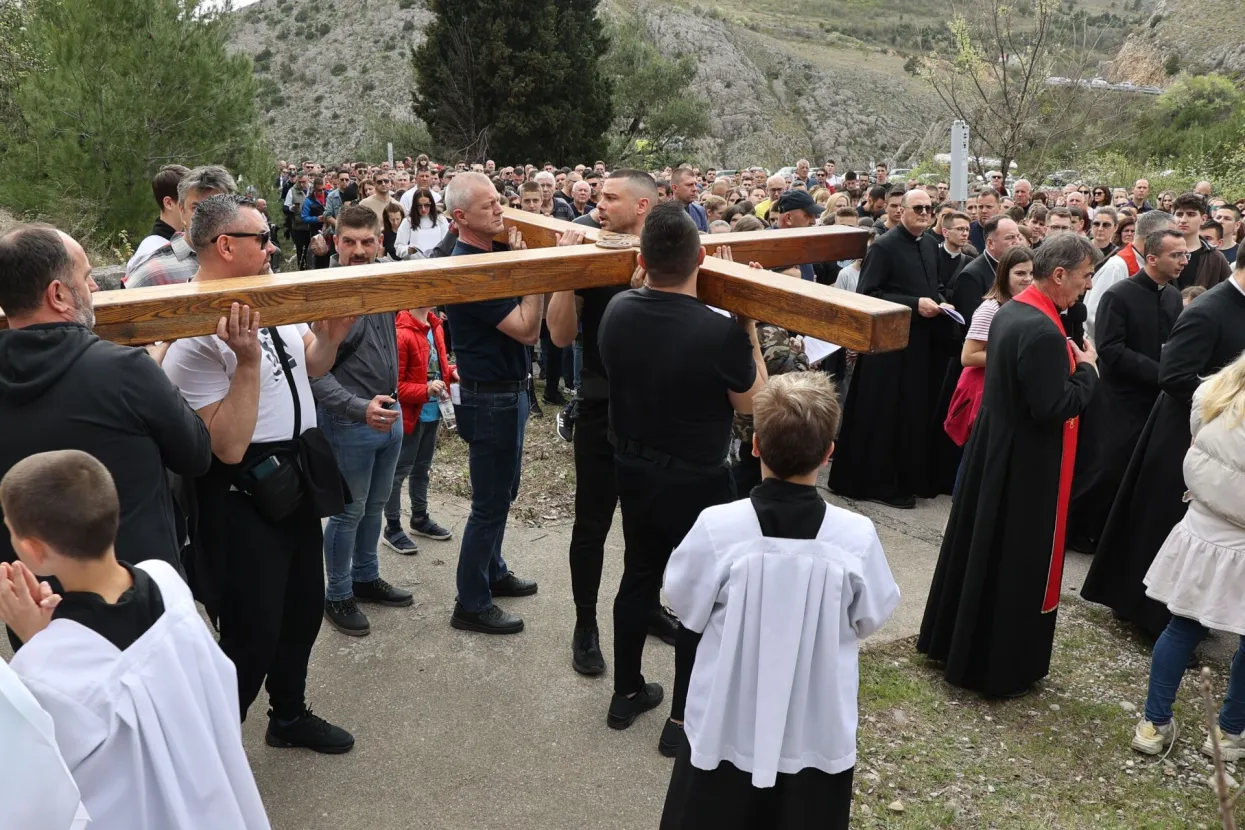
396;310;457;434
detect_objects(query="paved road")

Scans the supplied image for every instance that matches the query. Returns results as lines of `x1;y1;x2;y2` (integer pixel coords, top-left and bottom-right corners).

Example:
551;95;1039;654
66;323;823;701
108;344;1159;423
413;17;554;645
241;473;1110;830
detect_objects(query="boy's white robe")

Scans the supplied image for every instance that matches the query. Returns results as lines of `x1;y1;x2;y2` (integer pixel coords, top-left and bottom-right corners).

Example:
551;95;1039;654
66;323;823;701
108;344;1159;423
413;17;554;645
665;498;900;788
9;560;270;830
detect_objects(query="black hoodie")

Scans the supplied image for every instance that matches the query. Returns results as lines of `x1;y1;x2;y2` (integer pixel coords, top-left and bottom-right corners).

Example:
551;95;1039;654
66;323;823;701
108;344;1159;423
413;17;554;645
0;323;212;568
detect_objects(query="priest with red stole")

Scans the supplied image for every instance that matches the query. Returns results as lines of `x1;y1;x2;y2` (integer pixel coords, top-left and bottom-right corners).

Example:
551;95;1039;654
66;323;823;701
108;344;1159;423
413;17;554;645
917;234;1101;698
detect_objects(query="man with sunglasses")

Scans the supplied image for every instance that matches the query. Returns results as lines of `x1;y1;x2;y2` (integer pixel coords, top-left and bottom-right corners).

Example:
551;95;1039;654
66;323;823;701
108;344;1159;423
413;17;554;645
359;172;401;223
832;188;962;508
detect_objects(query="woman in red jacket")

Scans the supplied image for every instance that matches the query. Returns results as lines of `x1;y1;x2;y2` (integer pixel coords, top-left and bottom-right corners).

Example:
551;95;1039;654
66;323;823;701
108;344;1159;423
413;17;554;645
383;307;459;554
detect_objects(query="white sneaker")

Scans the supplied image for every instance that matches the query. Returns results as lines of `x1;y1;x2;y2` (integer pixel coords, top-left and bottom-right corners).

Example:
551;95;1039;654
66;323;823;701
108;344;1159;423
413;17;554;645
1202;725;1245;762
1132;719;1176;755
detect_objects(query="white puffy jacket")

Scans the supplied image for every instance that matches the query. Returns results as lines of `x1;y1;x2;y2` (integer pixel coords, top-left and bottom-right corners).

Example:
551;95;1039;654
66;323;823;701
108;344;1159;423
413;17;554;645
1183;383;1245;532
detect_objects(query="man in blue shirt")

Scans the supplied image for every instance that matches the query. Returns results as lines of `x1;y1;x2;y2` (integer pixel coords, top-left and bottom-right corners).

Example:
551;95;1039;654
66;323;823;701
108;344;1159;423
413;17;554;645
443;173;584;634
671;167;709;233
772;191;824;281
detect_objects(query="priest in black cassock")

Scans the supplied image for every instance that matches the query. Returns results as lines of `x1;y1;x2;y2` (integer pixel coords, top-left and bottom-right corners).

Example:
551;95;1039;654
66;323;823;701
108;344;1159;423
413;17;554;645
830;188;961;509
1066;229;1186;553
1082;249;1245;640
918;234;1101;698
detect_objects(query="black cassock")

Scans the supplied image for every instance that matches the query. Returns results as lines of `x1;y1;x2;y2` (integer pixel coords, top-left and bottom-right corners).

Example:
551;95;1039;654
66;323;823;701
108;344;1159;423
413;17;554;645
1067;273;1183;551
830;226;961;502
918;288;1097;696
1082;279;1245;639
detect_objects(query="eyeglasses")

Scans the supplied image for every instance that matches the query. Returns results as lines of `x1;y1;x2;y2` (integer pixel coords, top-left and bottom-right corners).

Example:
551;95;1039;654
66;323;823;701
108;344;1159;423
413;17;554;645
212;230;271;248
909;204;932;214
1091;221;1115;228
1079;189;1091;195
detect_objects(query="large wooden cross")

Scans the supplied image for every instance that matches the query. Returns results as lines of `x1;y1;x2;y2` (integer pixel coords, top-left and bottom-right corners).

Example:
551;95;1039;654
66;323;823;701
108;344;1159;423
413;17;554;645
0;209;910;352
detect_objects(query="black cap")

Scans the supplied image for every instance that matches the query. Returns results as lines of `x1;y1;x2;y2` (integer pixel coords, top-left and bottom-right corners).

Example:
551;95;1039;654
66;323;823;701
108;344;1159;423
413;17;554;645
775;190;825;215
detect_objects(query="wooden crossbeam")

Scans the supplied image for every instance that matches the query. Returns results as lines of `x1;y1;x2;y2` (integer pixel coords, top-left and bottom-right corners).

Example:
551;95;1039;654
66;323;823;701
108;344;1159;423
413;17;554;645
0;207;911;353
501;209;909;353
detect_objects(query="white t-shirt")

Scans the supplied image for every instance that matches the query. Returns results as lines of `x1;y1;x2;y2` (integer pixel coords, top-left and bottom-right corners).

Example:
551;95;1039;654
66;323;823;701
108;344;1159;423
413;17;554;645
163;324;316;443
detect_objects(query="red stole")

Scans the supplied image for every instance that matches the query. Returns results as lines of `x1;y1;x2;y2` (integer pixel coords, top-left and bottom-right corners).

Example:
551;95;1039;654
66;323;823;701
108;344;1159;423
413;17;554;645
1119;244;1141;278
1011;285;1079;614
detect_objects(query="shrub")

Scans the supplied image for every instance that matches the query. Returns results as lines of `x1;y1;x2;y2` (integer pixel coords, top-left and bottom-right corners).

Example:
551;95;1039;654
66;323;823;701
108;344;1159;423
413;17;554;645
294;8;309;22
397;0;415;8
331;62;347;76
317;22;329;35
361;80;376;93
402;19;415;32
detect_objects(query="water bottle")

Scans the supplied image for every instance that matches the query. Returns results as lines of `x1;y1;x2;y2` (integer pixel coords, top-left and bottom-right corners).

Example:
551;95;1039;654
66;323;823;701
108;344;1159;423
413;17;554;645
439;387;456;431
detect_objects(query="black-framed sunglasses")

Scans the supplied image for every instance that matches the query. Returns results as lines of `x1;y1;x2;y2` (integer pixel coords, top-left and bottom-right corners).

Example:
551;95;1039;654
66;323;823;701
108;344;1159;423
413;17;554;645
1091;220;1114;228
909;204;932;214
212;230;271;248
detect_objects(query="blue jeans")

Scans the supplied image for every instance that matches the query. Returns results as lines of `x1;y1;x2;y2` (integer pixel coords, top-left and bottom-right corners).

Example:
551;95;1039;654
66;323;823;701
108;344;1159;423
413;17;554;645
384;417;440;526
318;407;403;601
454;388;528;612
1145;614;1245;733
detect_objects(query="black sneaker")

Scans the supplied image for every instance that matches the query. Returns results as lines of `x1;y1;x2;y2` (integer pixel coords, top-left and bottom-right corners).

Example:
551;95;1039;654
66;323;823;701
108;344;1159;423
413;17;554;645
381;525;419;555
648;605;680;646
265;708;355;754
352;577;413;607
608;682;664;730
491;572;538;597
451;601;524;634
572;626;606;676
556;402;575;443
324;597;370;636
410;515;452;541
658;719;685;758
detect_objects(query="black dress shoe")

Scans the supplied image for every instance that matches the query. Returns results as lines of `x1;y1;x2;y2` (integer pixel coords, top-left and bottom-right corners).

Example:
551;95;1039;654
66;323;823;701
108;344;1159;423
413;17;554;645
867;494;916;509
572;626;606;676
491;572;538;597
352;577;413;607
451;602;524;634
265;708;355;754
608;681;664;730
658;718;685;758
648;605;680;646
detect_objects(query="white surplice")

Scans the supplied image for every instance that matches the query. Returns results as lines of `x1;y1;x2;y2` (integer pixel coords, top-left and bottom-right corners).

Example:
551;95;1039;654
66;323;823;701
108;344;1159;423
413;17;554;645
0;659;90;829
9;560;270;830
665;499;900;788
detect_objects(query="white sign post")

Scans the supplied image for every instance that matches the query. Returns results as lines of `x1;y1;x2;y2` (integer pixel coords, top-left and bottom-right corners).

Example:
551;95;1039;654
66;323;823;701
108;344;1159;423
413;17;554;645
387;142;394;168
950;120;969;203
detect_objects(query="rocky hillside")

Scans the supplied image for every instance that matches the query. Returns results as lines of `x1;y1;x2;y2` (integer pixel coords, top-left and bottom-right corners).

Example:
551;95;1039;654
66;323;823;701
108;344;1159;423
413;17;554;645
228;0;944;168
1107;0;1245;85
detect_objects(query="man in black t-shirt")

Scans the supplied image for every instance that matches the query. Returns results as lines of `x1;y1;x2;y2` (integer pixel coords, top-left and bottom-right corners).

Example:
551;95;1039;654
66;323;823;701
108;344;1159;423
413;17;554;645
598;203;766;755
547;170;661;678
444;173;584;635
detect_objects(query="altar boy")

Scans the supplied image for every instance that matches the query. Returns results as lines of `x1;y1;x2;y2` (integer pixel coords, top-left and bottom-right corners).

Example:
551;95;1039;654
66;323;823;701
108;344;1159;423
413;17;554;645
0;450;270;830
660;373;900;830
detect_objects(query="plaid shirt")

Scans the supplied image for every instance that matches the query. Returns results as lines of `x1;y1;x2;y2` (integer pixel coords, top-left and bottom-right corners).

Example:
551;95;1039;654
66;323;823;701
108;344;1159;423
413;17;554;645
124;233;198;288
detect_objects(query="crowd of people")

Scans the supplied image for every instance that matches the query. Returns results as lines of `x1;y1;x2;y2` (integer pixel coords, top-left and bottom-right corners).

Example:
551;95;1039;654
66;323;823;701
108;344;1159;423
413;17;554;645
0;147;1244;829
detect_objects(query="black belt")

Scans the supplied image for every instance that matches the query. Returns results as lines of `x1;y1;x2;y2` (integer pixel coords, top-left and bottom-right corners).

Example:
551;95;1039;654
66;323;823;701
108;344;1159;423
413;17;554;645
460;378;531;394
612;435;728;475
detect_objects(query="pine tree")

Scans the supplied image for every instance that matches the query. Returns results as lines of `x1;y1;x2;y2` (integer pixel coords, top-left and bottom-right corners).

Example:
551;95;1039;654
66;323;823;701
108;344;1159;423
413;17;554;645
0;0;272;246
412;0;613;164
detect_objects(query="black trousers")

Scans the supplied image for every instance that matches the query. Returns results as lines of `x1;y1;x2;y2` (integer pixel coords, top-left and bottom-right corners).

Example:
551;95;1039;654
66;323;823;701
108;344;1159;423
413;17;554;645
290;229;311;270
660;740;853;830
217;493;325;722
613;452;734;700
568;399;617;625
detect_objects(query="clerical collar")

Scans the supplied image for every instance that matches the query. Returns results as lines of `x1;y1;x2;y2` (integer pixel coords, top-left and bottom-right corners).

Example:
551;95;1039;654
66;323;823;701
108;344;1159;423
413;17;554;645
983;251;999;269
942;241;961;259
1135;270;1165;292
1229;276;1245;299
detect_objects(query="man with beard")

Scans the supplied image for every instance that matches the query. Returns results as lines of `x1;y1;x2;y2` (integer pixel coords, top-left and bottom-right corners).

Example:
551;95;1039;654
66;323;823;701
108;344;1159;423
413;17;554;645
1066;230;1186;554
1082;246;1245;640
0;225;212;586
311;206;413;637
830;188;961;508
918;234;1100;698
545;170;675;679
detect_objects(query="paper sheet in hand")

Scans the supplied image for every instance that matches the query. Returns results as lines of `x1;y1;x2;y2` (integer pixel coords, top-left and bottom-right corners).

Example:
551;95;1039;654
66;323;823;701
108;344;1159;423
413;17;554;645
804;337;841;365
940;306;966;325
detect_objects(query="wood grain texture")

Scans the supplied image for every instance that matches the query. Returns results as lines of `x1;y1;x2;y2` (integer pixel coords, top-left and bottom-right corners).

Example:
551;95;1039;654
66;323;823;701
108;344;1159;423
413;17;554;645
700;225;868;269
9;245;634;345
697;258;911;353
499;207;602;248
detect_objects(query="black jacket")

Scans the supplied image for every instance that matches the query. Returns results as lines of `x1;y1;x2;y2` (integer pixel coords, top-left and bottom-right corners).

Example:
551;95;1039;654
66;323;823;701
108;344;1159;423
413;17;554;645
0;323;212;568
949;251;998;327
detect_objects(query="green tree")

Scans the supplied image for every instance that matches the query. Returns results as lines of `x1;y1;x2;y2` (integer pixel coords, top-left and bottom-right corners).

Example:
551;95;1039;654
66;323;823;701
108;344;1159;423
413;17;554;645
599;15;710;168
1115;74;1245;177
0;0;272;246
411;0;613;163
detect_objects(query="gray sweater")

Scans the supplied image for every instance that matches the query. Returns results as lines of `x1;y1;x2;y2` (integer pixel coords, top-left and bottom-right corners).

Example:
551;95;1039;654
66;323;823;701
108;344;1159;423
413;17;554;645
310;256;399;422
